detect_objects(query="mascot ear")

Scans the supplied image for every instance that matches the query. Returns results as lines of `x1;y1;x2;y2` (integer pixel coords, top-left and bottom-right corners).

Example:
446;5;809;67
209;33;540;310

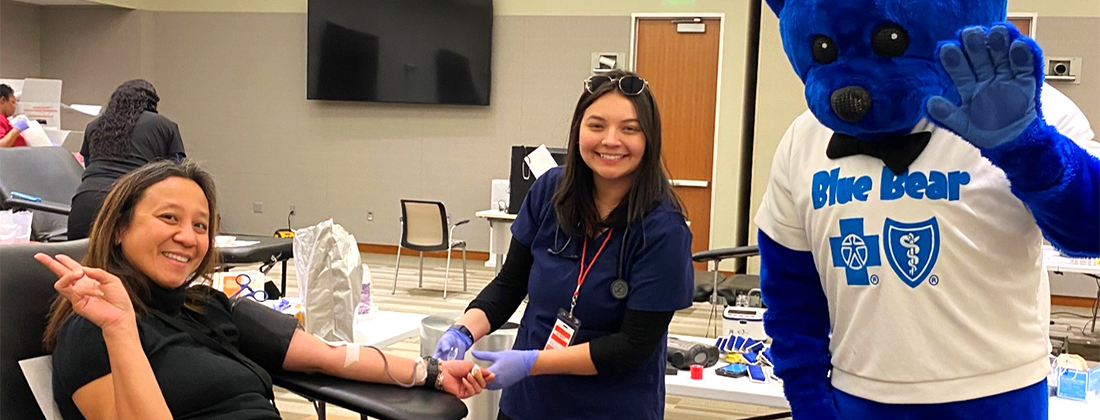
764;0;785;16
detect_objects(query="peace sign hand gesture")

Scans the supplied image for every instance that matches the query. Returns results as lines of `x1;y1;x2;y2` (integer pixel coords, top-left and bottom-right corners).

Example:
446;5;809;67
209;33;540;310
34;253;137;332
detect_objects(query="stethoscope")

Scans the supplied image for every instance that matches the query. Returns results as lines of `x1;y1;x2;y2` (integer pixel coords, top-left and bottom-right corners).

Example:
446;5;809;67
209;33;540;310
548;225;631;300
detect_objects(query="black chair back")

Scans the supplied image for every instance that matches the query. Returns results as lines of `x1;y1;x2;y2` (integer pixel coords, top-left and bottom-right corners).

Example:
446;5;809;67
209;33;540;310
0;147;83;241
0;240;88;419
399;199;450;252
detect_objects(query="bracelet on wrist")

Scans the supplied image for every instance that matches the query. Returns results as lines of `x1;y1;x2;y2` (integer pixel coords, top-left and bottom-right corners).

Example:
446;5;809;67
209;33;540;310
422;356;441;390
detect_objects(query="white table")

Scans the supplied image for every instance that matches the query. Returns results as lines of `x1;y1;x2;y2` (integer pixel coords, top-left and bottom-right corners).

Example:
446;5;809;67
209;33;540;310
475;209;517;275
665;335;789;409
353;310;428;348
665;336;1096;418
1045;246;1100;275
1050;397;1100;418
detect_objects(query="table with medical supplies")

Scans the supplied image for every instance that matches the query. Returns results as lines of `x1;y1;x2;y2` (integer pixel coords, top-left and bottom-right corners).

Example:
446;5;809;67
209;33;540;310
215;235;294;295
665;335;788;409
665;335;1098;418
475;209;517;275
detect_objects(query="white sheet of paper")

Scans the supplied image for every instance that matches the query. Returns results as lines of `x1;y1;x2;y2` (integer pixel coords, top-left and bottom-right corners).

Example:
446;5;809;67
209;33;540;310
66;104;102;116
43;129;71;146
19;355;62;420
525;144;557;179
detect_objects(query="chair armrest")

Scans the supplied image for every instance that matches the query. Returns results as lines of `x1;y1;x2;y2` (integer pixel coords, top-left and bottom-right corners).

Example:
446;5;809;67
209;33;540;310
2;199;71;215
452;219;470;227
691;245;760;263
271;370;468;420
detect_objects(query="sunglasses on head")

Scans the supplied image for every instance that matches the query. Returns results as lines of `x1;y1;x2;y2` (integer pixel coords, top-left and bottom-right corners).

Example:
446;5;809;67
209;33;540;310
584;75;649;96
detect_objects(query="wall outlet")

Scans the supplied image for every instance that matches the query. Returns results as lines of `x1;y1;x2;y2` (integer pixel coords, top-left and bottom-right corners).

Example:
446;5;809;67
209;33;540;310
367;211;374;222
253;202;263;214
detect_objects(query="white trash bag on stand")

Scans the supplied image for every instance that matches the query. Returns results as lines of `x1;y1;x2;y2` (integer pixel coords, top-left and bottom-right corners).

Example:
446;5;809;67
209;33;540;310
293;219;365;343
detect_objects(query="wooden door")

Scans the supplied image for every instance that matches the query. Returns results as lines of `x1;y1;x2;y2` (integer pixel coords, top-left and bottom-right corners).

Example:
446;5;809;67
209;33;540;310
635;18;722;263
1008;16;1033;37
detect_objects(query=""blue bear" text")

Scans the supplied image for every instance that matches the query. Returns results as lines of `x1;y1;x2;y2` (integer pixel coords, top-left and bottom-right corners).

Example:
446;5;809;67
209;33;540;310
812;167;971;209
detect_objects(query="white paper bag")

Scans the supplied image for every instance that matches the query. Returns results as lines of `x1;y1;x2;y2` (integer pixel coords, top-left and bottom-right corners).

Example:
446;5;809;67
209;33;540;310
292;219;362;342
0;210;33;244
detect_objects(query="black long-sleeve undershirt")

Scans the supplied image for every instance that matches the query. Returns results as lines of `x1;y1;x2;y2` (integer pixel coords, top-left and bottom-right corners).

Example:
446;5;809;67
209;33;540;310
466;238;675;374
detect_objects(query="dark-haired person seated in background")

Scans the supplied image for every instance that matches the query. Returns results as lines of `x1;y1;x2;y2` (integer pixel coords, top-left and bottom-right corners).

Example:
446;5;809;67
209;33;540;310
0;83;29;148
69;80;186;240
38;160;491;420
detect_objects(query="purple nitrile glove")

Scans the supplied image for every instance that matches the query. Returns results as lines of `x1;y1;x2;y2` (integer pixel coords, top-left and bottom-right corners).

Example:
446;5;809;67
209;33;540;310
433;327;473;360
472;349;538;390
10;116;29;131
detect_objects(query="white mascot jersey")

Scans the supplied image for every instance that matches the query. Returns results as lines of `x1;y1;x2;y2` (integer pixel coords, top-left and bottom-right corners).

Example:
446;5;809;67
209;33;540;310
755;85;1096;403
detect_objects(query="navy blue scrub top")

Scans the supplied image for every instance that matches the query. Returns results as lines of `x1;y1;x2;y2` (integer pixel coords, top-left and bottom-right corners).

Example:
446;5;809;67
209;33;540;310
500;167;694;420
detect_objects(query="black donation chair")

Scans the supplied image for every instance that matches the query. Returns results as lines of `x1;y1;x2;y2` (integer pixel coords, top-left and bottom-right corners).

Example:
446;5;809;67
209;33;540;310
0;240;467;420
0;146;82;241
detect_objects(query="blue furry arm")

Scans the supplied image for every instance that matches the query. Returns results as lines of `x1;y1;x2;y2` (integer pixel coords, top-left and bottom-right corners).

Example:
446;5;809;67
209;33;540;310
759;231;837;420
983;120;1100;257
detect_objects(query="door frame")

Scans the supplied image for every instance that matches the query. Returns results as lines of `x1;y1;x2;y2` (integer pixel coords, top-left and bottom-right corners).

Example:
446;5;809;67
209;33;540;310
1007;12;1038;39
629;13;726;250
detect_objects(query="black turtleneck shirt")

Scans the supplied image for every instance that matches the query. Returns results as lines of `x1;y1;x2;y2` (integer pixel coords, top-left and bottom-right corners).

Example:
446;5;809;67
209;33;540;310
51;285;299;420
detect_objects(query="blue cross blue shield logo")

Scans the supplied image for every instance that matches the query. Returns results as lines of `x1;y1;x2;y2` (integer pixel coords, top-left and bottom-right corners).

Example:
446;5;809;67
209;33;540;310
883;217;940;288
829;218;880;286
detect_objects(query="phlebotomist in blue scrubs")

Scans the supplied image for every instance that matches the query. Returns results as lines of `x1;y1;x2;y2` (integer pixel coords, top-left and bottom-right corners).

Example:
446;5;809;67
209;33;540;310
434;70;695;420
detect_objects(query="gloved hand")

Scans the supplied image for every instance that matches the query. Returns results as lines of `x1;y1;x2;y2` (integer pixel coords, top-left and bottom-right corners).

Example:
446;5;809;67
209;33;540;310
10;115;29;132
472;349;538;390
433;327;474;360
926;24;1042;150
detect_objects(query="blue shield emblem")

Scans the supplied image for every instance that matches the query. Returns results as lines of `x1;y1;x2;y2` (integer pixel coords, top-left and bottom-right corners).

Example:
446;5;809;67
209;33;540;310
883;218;940;288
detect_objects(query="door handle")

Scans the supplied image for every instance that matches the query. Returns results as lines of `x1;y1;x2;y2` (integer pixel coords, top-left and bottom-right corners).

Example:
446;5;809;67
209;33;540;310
670;179;708;188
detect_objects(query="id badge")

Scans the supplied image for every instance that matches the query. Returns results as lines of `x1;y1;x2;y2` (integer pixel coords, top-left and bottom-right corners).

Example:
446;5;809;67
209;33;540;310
545;308;581;350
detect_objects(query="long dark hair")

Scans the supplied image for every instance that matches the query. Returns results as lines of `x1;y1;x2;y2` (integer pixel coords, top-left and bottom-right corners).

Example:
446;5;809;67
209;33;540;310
44;160;219;352
88;79;160;158
552;70;684;239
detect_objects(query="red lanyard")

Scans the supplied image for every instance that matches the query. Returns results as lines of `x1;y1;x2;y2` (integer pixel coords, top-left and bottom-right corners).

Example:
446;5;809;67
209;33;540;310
570;228;613;316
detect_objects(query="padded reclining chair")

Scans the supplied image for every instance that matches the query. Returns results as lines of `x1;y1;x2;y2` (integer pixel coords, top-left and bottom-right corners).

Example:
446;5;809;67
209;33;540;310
0;240;467;420
0;146;83;242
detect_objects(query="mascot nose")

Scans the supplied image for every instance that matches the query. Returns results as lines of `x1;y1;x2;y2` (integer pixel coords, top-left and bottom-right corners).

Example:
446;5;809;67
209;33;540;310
831;86;872;123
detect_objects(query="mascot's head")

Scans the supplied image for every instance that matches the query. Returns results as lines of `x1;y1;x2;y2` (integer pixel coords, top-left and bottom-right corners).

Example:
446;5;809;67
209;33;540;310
766;0;1007;138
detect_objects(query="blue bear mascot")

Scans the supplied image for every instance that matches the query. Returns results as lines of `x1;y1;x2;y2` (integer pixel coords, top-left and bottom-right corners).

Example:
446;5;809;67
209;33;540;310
755;0;1100;419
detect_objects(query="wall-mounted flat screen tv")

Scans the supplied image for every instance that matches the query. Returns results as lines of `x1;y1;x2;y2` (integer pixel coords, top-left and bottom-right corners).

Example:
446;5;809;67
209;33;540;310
307;0;493;105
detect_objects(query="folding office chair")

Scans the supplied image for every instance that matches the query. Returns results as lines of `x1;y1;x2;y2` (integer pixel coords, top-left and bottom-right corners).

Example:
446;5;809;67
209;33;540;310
392;199;469;299
0;146;83;241
0;240;467;420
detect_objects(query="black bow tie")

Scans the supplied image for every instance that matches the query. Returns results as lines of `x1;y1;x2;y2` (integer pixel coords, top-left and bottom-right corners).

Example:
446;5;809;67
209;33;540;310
826;132;932;175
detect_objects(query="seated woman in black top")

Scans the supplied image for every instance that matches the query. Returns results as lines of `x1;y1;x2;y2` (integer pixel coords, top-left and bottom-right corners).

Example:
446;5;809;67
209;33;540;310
38;160;490;420
69;79;186;240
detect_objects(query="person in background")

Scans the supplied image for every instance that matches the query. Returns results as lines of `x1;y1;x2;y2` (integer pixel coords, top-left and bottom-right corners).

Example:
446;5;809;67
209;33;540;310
0;83;29;148
69;79;185;240
435;69;695;420
39;160;490;420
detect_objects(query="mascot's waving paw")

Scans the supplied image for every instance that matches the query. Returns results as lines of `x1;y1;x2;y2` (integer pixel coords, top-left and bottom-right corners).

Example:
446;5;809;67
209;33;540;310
926;24;1044;150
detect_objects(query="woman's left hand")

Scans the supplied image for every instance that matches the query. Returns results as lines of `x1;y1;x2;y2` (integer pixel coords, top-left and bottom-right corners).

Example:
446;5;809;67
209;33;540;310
34;253;136;332
439;359;494;398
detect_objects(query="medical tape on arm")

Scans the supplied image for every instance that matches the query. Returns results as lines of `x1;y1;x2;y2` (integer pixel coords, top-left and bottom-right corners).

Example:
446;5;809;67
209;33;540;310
344;342;361;367
324;339;417;387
